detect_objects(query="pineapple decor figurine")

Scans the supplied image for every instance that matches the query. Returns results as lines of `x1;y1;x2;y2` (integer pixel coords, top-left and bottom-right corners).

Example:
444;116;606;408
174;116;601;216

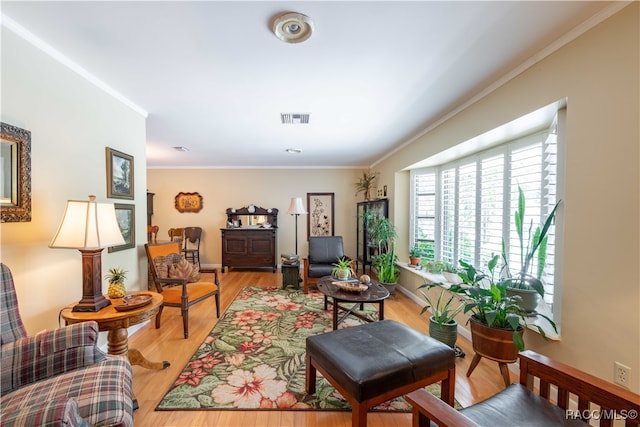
105;267;128;298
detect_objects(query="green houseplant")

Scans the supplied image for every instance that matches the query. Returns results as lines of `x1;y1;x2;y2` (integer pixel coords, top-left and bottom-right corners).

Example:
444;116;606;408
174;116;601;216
451;256;558;385
409;246;423;267
354;170;379;201
451;256;557;351
417;282;465;348
363;211;400;293
331;257;354;281
501;186;561;312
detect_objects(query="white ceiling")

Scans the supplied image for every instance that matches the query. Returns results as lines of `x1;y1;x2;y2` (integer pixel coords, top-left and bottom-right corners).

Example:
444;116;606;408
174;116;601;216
1;1;617;169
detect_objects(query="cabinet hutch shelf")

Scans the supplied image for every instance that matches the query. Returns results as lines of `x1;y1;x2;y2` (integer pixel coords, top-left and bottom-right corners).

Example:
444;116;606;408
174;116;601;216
221;205;278;273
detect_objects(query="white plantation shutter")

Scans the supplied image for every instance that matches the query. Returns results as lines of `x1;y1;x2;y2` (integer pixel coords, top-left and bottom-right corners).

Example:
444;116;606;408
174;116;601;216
410;112;562;318
440;167;457;265
479;153;505;267
457;162;476;264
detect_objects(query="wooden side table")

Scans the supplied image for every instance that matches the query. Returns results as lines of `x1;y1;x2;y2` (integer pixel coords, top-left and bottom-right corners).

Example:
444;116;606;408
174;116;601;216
61;292;170;370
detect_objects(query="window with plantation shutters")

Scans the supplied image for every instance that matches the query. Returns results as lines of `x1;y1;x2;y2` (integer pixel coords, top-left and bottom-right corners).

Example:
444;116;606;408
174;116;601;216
410;112;562;319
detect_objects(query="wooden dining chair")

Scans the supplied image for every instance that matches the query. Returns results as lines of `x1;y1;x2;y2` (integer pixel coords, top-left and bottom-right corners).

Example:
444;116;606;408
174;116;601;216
168;228;185;245
145;242;220;338
183;226;202;264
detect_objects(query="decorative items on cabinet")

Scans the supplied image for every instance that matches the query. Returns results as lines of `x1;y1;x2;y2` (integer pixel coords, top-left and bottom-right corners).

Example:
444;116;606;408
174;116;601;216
221;206;278;273
356;199;388;274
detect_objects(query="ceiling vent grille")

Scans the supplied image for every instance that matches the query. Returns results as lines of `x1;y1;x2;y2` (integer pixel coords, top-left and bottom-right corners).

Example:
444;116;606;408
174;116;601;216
281;113;310;124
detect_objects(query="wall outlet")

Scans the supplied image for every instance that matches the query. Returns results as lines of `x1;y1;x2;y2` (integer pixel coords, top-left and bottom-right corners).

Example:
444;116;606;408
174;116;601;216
614;361;631;388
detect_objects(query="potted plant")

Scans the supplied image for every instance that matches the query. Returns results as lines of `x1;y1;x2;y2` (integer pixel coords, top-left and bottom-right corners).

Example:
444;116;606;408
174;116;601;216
417;282;465;348
105;267;127;298
441;262;462;284
372;246;400;294
409;246;423;267
354;170;379;201
331;257;354;281
501;186;561;313
364;212;400;294
450;256;557;385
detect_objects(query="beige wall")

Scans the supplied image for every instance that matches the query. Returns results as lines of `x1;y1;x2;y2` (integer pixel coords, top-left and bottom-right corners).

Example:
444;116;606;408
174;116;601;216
0;29;148;340
376;4;640;392
147;168;365;265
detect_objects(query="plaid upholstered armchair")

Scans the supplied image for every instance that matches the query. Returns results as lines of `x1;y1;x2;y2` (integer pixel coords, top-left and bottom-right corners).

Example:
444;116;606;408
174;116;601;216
0;263;134;426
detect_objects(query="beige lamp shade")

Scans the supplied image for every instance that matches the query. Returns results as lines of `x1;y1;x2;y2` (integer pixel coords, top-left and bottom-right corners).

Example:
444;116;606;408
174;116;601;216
50;196;125;249
286;197;307;215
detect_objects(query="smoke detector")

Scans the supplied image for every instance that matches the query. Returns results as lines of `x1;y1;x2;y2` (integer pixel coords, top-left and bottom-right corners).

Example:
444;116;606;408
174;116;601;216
272;12;313;44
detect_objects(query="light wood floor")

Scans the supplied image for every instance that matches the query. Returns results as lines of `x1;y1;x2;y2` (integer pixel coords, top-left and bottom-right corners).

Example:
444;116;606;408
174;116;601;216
128;269;515;427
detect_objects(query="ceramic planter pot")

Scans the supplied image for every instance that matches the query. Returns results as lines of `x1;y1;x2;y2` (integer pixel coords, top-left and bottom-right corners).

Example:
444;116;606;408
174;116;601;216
429;317;458;348
409;256;421;267
506;287;540;314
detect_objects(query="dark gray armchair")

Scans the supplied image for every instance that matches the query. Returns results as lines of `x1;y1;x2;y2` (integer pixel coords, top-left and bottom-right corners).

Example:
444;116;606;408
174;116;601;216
303;236;352;293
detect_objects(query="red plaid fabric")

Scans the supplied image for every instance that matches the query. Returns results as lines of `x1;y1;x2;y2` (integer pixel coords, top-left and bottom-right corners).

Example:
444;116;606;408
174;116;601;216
0;263;133;426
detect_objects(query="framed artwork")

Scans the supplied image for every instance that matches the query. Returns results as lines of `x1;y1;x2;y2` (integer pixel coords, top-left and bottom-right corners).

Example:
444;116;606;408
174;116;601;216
106;147;134;199
109;204;135;252
307;192;334;238
1;122;31;222
175;192;203;213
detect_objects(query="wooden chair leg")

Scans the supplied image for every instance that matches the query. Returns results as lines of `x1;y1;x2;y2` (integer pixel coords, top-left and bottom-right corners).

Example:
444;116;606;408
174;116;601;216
182;308;189;339
215;293;220;317
155;306;163;329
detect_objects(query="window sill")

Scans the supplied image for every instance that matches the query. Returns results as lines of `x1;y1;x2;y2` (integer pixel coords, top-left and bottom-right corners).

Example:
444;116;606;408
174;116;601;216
398;262;560;340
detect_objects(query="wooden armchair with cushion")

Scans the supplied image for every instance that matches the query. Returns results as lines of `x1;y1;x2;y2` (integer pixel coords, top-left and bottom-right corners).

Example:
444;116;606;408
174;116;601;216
406;350;640;427
0;263;134;426
303;236;353;293
145;242;220;338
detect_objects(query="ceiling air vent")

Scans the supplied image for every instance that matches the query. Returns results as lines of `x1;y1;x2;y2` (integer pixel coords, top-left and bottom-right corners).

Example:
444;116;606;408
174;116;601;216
281;113;310;124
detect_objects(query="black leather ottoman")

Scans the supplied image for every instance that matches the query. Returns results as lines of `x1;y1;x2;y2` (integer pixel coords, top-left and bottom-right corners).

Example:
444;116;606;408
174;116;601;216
306;320;456;427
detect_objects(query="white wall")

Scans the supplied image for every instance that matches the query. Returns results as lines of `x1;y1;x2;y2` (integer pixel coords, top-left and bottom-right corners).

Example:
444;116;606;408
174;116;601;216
377;3;640;392
0;29;148;339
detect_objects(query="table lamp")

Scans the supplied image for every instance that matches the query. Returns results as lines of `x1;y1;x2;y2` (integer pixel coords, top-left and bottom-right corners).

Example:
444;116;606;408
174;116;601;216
50;195;125;312
286;197;307;254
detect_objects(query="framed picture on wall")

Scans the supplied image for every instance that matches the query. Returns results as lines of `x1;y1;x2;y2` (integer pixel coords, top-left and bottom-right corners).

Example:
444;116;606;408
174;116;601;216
307;192;334;239
109;203;135;252
106;147;134;199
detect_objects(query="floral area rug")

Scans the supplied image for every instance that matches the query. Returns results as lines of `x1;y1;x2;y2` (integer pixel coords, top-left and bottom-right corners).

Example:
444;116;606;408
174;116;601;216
156;286;443;412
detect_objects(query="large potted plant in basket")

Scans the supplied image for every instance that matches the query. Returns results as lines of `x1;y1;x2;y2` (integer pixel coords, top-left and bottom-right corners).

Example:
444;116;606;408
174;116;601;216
501;186;561;313
450;255;557;386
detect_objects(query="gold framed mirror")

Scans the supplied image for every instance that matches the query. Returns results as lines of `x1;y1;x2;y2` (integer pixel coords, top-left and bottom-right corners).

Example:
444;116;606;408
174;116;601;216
1;122;31;222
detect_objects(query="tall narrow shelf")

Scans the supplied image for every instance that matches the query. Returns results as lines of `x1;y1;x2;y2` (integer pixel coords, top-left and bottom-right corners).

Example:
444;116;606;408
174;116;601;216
221;206;278;273
356;199;389;273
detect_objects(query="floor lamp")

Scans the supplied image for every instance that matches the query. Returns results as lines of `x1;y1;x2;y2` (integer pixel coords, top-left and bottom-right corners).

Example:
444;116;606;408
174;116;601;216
49;195;125;312
286;197;307;254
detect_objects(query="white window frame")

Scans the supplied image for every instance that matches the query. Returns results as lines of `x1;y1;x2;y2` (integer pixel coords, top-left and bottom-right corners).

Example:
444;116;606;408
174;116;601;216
410;113;564;324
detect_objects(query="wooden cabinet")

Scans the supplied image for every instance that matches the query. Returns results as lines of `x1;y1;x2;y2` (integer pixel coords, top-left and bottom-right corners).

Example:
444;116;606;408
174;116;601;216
221;206;278;273
356;199;389;273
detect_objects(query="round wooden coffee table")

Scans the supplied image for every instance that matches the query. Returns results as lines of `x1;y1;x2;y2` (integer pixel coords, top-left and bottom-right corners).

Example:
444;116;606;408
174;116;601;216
61;291;169;370
316;276;390;330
